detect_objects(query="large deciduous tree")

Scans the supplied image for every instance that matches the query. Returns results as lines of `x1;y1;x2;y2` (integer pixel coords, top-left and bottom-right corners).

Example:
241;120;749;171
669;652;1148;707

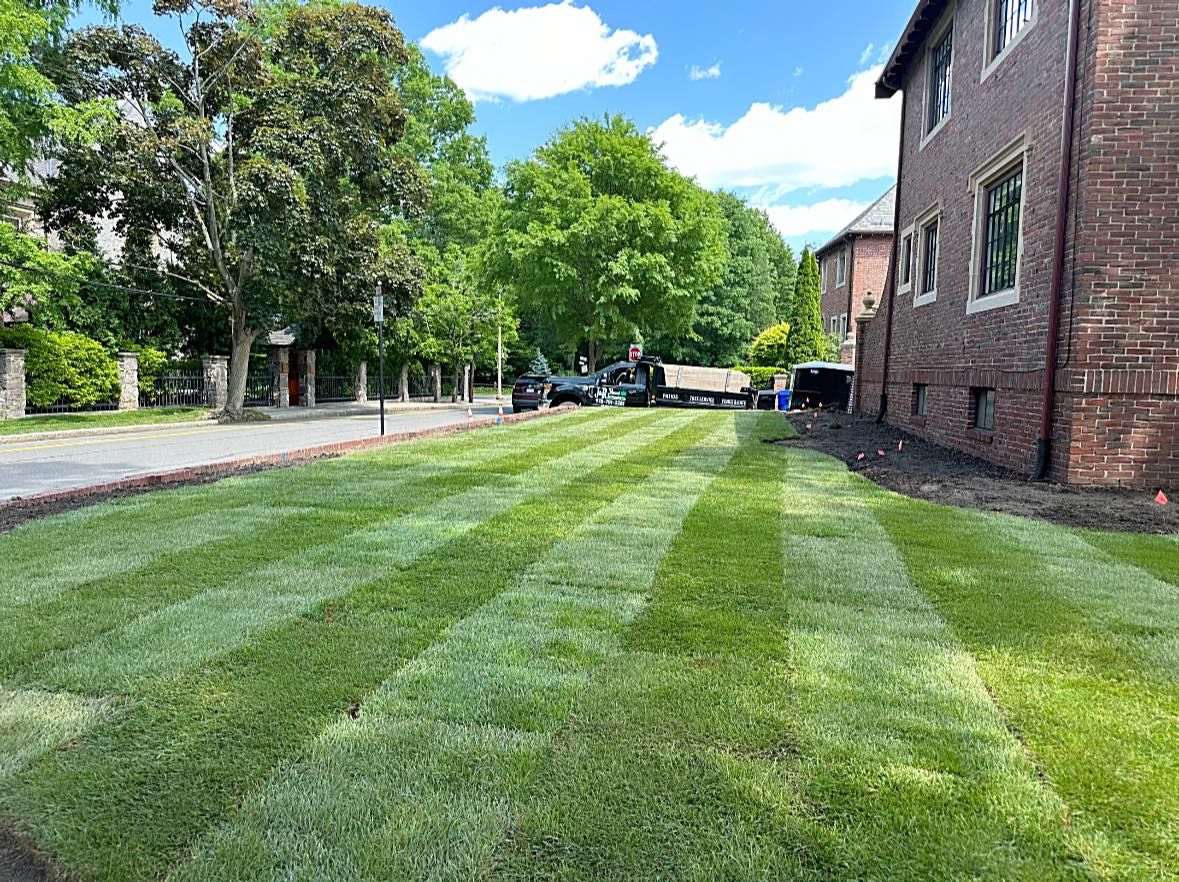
486;115;725;372
649;191;795;367
40;0;426;415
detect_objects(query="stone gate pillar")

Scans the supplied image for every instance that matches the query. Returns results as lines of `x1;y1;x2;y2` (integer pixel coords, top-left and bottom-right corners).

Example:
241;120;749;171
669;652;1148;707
117;351;139;411
298;349;316;407
202;355;228;410
269;346;290;407
0;348;27;420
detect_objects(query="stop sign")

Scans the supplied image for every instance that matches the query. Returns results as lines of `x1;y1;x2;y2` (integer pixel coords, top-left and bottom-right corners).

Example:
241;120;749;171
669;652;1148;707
628;344;643;361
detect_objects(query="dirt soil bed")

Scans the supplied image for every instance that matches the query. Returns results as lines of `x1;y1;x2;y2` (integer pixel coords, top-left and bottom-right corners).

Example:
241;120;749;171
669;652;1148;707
782;408;1177;534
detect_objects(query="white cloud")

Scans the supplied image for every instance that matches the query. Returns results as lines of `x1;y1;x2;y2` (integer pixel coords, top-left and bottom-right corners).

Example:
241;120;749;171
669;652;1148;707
793;66;804;77
688;62;722;81
859;43;875;65
759;199;869;238
648;66;899;193
421;2;657;102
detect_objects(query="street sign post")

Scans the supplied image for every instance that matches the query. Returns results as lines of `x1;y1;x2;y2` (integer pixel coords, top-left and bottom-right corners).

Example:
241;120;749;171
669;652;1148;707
628;343;643;361
374;284;385;437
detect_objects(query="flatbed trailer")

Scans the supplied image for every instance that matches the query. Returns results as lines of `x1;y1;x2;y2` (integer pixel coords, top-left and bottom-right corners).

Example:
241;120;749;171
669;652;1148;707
592;358;754;410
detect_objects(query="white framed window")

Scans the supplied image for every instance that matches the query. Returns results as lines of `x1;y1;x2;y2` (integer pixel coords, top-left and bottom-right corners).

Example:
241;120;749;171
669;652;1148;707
829;315;838;335
820;258;828;293
839;313;848;338
913;204;941;307
898;225;915;294
920;13;954;148
836;247;847;286
982;0;1037;81
967;137;1029;314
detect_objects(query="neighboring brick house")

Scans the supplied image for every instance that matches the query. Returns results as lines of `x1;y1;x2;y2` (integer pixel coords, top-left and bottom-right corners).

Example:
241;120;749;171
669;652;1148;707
815;186;895;364
855;0;1178;488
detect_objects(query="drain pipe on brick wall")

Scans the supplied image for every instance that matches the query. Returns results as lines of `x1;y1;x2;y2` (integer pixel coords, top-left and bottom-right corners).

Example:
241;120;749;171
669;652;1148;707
1032;0;1083;481
876;89;908;423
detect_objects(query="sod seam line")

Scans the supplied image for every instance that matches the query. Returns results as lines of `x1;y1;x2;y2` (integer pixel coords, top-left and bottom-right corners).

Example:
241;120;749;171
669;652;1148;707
20;412;696;695
165;415;741;881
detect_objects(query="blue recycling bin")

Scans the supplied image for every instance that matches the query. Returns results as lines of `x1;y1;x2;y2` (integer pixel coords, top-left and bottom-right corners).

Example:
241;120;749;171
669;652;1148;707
777;389;792;411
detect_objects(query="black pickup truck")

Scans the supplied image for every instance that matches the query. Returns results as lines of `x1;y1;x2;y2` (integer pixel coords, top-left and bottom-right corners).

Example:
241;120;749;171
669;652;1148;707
511;357;753;412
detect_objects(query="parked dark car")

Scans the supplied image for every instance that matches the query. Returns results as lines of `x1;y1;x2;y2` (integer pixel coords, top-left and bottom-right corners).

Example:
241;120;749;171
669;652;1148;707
510;374;548;412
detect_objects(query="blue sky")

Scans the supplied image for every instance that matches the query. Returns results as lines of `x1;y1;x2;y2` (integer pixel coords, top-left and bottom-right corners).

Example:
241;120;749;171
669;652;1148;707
95;1;915;252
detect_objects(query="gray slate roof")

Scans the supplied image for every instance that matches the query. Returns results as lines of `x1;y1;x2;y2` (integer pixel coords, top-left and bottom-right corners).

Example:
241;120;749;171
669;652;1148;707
815;185;896;256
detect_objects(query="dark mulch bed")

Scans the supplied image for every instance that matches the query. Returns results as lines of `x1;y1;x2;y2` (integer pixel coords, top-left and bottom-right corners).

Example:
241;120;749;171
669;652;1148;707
0;826;51;882
781;408;1176;534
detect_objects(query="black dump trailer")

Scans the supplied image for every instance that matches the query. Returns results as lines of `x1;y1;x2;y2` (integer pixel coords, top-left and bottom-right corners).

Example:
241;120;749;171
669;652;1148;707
595;359;754;409
518;357;756;411
789;361;854;411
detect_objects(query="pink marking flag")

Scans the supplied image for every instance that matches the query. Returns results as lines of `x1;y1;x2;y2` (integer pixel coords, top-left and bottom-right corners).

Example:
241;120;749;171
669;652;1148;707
1157;490;1169;505
898;440;904;450
857;452;865;461
877;449;886;457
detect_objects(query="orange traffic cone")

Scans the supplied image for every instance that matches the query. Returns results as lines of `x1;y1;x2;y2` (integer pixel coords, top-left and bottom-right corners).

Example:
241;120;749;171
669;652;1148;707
496;404;504;425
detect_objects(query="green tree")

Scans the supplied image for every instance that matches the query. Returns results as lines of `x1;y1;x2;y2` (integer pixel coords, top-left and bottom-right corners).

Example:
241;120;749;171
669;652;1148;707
651;191;794;366
784;247;825;367
485;115;725;372
0;220;94;321
772;240;797;324
40;0;427;416
388;42;509;393
747;321;791;368
0;0;117;171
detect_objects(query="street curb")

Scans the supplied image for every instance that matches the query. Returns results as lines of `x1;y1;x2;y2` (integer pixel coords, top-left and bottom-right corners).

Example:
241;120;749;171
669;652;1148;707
0;401;497;445
0;405;567;511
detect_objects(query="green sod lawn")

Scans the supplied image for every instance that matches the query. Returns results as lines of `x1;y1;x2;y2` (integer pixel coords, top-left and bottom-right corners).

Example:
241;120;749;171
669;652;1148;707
0;408;1175;881
0;407;210;436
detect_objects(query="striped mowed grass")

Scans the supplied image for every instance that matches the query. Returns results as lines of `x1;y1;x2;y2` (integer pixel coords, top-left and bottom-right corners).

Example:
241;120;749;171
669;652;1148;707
0;407;1175;881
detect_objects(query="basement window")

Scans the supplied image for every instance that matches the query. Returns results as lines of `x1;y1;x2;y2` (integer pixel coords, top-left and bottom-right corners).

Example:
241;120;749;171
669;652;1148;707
914;384;928;417
972;387;996;431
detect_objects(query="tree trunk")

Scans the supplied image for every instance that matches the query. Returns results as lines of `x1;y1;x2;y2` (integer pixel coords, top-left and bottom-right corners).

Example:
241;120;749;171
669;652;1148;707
431;363;441;402
398;363;409;402
451;365;460;403
587;339;599;374
225;303;256;417
467;362;475;403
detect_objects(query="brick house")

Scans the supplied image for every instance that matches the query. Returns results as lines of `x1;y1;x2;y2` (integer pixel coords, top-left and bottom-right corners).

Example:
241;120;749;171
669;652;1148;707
815;186;895;364
854;0;1178;488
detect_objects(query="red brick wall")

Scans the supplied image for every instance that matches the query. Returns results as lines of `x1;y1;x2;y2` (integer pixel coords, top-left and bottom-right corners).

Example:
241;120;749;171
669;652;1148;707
819;246;849;336
861;0;1175;488
874;0;1073;476
848;236;892;329
1059;0;1179;488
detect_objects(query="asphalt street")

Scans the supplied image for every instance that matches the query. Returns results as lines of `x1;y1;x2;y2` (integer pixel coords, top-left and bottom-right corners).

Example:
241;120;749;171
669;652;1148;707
0;404;504;500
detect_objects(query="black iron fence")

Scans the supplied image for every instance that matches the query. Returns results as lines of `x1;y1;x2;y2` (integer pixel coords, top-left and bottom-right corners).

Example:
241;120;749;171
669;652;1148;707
243;372;272;407
315;374;355;403
26;397;118;415
141;371;206;408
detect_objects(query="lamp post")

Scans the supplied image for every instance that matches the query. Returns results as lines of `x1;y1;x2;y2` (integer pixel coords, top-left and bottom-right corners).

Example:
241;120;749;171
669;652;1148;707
374;282;385;437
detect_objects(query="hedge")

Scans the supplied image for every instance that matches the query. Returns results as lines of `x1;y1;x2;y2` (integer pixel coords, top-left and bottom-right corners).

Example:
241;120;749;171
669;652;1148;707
0;326;120;407
732;365;790;389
